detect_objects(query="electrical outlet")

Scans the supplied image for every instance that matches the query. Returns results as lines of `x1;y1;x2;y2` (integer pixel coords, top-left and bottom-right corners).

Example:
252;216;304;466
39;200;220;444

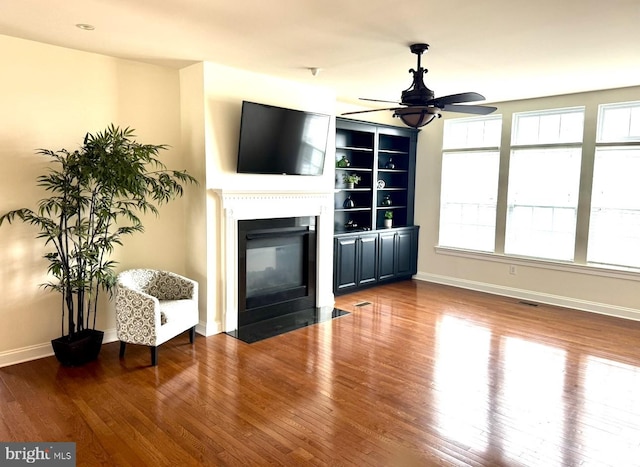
509;265;517;275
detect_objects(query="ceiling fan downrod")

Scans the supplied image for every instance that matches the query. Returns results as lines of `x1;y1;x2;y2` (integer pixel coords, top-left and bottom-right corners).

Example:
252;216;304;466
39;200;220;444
401;43;435;105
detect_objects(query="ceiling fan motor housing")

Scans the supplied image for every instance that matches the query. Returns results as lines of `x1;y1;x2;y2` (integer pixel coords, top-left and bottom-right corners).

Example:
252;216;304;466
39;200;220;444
401;75;435;105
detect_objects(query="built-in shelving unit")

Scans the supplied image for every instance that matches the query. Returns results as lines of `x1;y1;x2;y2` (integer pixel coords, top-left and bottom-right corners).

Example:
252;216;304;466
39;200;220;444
333;117;420;294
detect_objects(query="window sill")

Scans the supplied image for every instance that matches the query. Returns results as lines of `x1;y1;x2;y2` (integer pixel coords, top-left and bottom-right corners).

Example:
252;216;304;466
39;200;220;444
434;246;640;282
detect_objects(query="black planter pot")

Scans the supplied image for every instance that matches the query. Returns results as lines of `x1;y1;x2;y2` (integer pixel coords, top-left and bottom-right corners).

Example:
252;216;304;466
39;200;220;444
51;329;104;367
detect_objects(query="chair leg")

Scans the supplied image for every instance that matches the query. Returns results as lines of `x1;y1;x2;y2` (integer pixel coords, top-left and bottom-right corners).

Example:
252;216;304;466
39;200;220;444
119;341;126;358
150;346;158;366
189;326;196;344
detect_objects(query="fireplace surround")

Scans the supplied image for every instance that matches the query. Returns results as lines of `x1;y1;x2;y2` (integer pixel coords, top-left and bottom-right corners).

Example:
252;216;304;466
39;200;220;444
214;189;335;334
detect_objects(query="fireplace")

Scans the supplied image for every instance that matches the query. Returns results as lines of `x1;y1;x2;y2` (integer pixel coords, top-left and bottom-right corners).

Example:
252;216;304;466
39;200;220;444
238;216;316;326
214;189;336;336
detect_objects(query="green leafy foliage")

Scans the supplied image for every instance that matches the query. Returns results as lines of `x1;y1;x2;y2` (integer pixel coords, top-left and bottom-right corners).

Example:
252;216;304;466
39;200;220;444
0;125;198;339
342;173;361;184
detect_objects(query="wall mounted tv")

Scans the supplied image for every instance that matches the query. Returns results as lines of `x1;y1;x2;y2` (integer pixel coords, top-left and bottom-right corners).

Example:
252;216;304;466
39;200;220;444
236;101;330;176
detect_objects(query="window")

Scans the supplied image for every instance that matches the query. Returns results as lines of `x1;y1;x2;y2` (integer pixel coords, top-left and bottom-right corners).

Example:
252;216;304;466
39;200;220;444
505;108;584;261
588;101;640;268
439;116;501;251
511;108;585;146
597;101;640;142
438;101;640;275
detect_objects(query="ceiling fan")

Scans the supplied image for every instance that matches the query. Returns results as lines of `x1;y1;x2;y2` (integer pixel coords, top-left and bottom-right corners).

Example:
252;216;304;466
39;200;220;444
342;43;497;128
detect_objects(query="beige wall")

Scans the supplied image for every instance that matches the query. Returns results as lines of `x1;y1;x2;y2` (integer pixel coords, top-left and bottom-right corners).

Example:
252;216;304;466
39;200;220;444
0;35;187;361
416;86;640;319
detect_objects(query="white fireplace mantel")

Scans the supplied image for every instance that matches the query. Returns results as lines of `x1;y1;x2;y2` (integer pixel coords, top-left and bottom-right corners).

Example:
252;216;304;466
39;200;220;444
213;189;335;332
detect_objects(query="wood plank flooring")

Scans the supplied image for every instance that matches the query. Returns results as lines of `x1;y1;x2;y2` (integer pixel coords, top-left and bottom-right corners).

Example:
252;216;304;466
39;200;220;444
2;280;640;466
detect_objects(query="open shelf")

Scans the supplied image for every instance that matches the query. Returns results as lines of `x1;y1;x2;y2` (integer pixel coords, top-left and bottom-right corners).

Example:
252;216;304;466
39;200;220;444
334;118;418;233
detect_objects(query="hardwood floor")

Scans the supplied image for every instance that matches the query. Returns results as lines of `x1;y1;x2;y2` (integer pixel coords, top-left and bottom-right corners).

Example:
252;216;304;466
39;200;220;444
2;280;640;466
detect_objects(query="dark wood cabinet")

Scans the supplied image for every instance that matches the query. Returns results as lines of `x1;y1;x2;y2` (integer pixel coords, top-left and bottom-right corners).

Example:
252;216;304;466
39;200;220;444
334;236;358;291
377;230;397;281
334;226;419;294
333;118;420;295
395;228;417;277
334;232;379;293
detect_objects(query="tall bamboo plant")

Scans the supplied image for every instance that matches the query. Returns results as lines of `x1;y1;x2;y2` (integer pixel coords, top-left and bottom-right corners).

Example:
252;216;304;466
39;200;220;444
0;125;197;340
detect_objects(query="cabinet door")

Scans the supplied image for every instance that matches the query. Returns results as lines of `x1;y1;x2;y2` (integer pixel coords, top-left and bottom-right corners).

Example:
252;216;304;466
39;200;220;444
396;228;418;277
378;231;396;281
334;236;358;291
357;233;378;286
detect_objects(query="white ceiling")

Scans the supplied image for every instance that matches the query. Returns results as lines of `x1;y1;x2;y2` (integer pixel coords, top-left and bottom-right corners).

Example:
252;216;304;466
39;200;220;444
2;0;640;108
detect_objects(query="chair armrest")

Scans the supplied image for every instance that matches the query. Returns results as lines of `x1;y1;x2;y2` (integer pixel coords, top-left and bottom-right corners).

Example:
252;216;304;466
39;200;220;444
154;271;198;301
115;284;161;346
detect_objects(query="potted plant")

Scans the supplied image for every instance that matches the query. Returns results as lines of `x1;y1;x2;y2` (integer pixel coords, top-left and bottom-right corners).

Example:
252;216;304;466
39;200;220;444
0;125;197;366
343;173;361;189
384;210;393;228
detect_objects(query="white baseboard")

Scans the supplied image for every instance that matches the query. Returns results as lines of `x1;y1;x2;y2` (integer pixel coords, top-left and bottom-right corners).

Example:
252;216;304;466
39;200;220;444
0;342;54;369
0;322;221;369
197;320;222;337
1;328;115;369
414;272;640;322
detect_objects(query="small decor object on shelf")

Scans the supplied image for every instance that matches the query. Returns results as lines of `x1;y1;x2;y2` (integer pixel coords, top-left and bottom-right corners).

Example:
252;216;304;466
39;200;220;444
385;158;396;169
376;179;386;189
381;195;392;206
343;195;356;209
344;219;359;230
384;210;393;228
343;173;361;189
336;155;350;168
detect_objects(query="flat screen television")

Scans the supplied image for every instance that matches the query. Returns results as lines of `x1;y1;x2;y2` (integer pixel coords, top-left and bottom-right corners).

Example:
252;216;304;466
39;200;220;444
236;101;330;176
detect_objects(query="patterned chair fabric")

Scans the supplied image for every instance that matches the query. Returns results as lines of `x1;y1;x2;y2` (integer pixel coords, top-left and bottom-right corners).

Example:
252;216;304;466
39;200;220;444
115;269;199;365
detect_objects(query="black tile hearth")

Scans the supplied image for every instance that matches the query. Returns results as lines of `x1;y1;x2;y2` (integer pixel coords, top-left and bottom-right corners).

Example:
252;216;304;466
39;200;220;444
226;307;350;344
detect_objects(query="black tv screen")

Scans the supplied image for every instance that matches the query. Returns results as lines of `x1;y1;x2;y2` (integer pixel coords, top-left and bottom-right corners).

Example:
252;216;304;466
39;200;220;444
236;101;330;175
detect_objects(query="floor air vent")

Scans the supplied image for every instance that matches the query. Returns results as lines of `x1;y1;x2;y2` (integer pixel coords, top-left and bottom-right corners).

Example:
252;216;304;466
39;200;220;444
354;301;372;307
518;300;539;307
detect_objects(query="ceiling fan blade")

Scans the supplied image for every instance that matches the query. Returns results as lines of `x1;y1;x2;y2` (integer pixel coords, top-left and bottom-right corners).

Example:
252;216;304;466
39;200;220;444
360;97;402;105
429;92;486;106
442;104;497;115
341;106;405;116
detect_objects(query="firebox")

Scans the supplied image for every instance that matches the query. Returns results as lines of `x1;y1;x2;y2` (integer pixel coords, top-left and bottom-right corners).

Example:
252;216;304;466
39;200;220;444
237;216;316;326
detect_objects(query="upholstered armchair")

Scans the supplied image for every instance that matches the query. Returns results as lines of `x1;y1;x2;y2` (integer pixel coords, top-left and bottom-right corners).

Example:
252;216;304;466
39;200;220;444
115;269;199;366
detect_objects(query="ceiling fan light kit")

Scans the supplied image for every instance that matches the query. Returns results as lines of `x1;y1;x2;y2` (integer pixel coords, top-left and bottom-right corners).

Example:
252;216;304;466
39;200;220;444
394;106;441;128
342;43;497;129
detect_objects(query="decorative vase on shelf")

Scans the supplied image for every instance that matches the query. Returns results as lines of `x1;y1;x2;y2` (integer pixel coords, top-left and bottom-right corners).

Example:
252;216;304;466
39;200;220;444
381;195;392;206
346;182;354;189
385;158;395;169
384;210;393;229
337;155;350;168
343;196;355;209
